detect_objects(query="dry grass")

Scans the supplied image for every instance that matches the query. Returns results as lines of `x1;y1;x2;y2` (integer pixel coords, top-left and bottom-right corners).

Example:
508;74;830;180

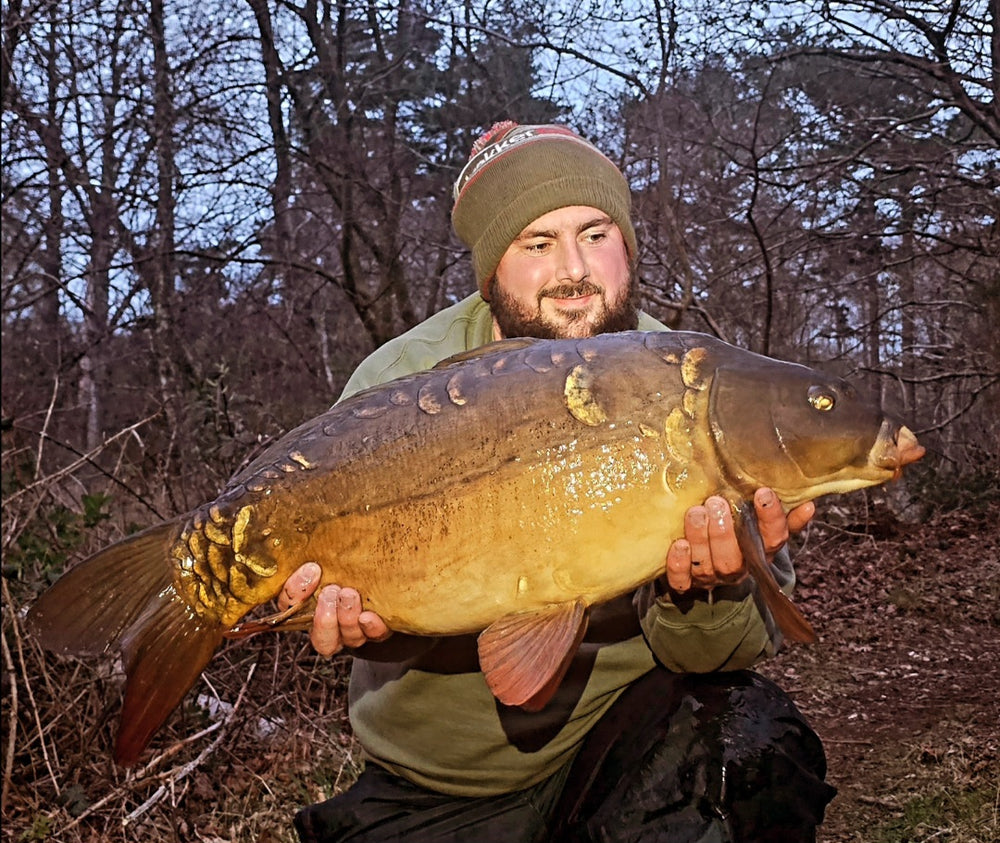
3;599;364;843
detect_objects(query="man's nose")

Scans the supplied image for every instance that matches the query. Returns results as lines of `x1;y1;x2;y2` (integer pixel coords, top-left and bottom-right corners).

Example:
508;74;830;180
557;240;588;282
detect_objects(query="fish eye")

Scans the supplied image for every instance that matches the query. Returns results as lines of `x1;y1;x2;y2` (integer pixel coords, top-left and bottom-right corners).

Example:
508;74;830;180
807;386;836;412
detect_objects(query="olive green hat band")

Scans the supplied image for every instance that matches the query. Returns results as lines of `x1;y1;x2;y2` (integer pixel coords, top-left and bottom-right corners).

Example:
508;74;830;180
452;123;637;297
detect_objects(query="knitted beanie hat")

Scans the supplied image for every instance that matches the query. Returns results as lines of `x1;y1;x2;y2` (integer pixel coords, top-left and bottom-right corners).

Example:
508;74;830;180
452;121;637;297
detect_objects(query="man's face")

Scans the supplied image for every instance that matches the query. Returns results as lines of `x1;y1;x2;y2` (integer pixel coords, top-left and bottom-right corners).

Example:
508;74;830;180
488;205;638;340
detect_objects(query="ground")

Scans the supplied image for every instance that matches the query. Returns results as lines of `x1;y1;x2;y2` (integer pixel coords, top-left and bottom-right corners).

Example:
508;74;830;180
758;501;1000;842
5;501;999;841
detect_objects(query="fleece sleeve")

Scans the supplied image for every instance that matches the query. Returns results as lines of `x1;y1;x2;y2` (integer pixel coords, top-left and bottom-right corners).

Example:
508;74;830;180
635;546;796;673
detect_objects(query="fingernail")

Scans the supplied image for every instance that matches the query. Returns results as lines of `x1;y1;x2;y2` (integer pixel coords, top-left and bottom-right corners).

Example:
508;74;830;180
708;499;727;524
690;509;707;527
758;489;775;507
300;562;320;588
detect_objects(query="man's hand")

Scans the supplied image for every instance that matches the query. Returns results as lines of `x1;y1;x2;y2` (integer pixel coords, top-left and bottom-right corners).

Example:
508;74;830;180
665;488;814;594
278;562;391;656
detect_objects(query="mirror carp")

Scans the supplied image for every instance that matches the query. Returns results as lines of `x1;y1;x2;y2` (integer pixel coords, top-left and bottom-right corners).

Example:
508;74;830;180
27;331;924;765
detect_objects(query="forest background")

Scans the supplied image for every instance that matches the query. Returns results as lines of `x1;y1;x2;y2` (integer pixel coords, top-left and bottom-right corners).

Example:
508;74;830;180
2;1;998;841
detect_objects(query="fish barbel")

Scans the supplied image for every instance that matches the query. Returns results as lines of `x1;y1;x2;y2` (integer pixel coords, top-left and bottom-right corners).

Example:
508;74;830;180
27;331;924;764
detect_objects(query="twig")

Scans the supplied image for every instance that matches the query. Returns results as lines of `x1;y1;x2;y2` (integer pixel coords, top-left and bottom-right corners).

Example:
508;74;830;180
857;794;901;808
3;413;162;514
122;731;225;827
50;661;259;836
2;577;61;800
132;714;228;778
1;594;17;813
34;374;61;481
122;661;259;827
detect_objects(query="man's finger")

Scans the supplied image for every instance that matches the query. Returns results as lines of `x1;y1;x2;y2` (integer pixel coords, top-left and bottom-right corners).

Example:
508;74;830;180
359;611;392;642
705;496;742;579
754;488;790;556
337;587;367;648
666;539;693;593
684;505;714;583
786;501;816;534
278;562;322;611
310;585;343;656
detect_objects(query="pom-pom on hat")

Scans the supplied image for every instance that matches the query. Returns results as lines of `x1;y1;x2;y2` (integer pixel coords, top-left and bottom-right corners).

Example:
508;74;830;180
452;121;637;297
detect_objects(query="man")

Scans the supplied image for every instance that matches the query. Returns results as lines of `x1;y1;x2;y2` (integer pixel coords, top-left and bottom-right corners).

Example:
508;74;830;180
286;122;835;842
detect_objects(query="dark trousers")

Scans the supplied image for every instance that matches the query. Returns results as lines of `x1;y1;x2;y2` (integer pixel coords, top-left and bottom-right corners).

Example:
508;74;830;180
294;670;836;842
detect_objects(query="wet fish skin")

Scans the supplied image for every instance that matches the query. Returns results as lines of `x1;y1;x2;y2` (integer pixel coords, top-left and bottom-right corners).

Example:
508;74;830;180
26;331;924;764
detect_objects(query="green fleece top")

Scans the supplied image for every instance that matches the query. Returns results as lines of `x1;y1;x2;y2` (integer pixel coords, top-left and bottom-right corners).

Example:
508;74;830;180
340;293;791;797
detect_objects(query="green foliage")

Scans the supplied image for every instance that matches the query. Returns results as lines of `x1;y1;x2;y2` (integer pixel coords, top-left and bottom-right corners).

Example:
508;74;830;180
81;492;112;528
307;753;365;801
17;815;52;842
56;784;91;818
2;465;111;584
873;786;997;842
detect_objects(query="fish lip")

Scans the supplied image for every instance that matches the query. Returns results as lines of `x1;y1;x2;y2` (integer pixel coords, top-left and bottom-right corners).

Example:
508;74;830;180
870;420;925;473
895;425;925;466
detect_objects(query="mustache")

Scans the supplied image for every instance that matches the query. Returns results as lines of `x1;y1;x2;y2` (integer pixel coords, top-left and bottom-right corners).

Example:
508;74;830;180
539;281;604;300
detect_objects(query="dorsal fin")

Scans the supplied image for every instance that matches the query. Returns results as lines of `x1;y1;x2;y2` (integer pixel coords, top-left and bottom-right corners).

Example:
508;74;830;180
433;337;540;368
477;599;589;711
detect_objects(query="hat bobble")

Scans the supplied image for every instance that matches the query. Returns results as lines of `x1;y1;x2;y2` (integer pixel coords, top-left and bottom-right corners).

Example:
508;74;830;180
470;120;519;156
452;122;636;297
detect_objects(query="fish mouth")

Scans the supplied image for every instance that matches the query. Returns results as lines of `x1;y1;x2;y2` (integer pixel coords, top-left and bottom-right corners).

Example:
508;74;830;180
870;421;925;477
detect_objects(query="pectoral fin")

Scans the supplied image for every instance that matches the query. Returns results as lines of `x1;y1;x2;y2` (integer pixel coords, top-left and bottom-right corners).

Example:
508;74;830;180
478;599;589;711
735;502;817;644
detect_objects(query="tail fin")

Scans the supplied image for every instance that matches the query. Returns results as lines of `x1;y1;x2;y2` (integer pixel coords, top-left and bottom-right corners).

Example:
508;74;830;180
115;592;223;764
27;519;225;765
27;520;183;655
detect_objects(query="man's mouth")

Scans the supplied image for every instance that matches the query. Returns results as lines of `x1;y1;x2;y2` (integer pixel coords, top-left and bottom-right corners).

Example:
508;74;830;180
541;283;603;302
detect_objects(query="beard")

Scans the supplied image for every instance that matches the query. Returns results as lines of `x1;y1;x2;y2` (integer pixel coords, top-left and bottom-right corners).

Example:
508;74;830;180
489;275;640;340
